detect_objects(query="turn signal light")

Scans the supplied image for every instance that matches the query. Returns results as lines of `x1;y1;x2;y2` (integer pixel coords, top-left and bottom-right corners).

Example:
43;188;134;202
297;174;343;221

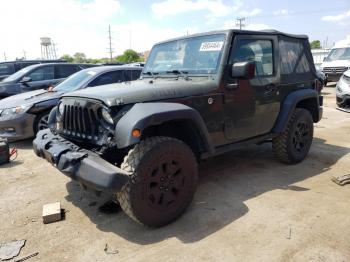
132;129;141;138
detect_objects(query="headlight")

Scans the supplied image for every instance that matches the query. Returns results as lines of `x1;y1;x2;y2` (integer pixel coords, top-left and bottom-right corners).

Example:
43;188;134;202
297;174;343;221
101;108;114;124
58;103;64;115
0;105;31;117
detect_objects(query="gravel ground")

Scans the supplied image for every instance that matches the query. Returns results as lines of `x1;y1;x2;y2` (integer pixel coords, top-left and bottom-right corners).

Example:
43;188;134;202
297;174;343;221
1;86;350;262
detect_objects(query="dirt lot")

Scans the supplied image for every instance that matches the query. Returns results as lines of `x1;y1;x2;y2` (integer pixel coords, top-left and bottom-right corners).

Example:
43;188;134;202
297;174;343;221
1;86;350;262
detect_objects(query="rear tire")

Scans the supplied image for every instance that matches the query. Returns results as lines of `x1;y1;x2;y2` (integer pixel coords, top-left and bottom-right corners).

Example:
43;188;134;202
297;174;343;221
117;136;198;227
272;109;314;164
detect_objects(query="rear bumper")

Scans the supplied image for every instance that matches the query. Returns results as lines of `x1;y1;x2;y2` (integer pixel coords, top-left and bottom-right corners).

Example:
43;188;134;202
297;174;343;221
33;129;130;192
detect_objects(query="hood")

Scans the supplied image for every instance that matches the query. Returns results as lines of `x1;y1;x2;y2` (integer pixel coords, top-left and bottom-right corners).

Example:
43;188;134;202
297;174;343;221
321;60;350;68
63;77;218;107
0;89;63;109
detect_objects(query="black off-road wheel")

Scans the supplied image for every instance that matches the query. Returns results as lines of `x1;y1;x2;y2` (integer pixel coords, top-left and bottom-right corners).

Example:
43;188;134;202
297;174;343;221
117;137;198;227
272;108;314;164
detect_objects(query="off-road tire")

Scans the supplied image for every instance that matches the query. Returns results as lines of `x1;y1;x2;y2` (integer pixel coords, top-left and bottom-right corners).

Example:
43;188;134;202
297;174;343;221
272;108;314;164
34;111;50;134
117;136;198;227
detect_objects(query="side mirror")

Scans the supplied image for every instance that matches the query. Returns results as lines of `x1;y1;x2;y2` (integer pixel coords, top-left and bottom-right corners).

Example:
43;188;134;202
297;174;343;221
20;76;32;83
231;61;255;79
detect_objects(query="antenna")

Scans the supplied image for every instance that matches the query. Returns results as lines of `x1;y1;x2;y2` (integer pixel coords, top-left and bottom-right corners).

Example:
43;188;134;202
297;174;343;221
235;17;246;30
107;25;114;61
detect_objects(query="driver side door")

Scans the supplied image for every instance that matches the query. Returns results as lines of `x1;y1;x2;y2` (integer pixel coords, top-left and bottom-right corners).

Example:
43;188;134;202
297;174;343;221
223;35;280;142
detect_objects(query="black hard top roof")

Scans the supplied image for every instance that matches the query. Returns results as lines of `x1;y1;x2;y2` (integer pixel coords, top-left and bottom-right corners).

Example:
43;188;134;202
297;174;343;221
156;29;308;45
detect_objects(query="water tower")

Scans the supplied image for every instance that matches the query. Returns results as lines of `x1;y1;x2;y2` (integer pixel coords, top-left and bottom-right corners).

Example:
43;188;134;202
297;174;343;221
40;37;57;59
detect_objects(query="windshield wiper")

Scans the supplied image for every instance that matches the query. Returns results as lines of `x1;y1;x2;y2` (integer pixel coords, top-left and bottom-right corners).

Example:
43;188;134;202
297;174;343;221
142;71;159;76
166;70;191;80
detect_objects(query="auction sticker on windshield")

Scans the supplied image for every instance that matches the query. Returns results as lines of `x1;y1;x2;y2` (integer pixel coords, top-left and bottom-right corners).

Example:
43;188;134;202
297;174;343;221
199;41;224;51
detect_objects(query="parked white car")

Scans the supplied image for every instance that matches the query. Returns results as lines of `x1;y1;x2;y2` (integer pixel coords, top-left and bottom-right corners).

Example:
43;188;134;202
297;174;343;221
336;69;350;111
320;36;350;86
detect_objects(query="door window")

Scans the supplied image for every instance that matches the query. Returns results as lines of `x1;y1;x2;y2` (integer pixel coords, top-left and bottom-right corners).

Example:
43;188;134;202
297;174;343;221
124;70;141;81
230;39;274;77
55;65;79;79
27;66;54;81
279;38;314;83
88;71;124;87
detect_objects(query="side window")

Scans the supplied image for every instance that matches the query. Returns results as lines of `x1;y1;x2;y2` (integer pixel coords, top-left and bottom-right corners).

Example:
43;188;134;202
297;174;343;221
230;39;274;77
131;70;141;80
27;66;54;81
0;64;15;75
88;71;124;87
279;39;312;83
55;65;79;79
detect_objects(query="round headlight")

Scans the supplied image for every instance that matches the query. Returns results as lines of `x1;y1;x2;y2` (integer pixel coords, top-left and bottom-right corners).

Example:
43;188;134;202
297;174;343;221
101;108;113;124
58;103;64;115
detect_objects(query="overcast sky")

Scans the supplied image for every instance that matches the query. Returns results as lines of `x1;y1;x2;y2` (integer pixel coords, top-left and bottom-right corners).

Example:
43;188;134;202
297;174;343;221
0;0;349;61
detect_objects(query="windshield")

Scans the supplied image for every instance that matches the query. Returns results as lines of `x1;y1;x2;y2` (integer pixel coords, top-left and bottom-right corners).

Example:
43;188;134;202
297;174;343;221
2;67;31;82
144;34;226;75
325;47;350;62
54;69;97;92
0;64;15;76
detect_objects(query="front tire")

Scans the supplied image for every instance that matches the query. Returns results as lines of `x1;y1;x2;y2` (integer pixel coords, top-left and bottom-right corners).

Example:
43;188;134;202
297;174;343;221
272;109;314;164
34;112;50;134
117;137;198;227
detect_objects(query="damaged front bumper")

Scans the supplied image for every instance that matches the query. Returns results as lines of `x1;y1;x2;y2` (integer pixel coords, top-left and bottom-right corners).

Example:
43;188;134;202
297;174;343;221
33;129;130;192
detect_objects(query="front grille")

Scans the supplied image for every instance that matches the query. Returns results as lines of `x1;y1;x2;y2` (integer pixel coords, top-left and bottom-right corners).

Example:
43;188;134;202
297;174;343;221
323;67;348;74
62;105;99;139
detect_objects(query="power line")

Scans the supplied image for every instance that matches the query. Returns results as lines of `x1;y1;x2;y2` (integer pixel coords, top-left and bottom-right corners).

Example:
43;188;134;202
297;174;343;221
250;8;348;19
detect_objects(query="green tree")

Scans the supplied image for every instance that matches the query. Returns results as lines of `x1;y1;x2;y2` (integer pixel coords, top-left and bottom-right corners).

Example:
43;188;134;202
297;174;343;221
310;40;321;49
115;49;143;63
73;52;87;63
60;54;74;63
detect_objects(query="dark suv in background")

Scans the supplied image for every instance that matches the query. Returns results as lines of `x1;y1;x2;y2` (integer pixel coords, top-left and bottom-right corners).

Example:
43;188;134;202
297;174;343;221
0;63;95;99
0;60;66;81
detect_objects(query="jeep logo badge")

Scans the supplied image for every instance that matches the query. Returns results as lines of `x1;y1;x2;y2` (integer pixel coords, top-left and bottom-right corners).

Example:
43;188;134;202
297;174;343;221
74;101;80;106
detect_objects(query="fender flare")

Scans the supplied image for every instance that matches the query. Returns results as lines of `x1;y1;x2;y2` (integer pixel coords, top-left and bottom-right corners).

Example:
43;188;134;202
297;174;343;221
272;88;320;133
115;102;214;153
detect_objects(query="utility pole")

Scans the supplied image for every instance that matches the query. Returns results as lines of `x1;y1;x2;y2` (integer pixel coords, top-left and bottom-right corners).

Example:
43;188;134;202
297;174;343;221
52;42;58;59
235;17;246;30
108;25;114;62
129;30;132;49
3;52;7;61
23;50;26;60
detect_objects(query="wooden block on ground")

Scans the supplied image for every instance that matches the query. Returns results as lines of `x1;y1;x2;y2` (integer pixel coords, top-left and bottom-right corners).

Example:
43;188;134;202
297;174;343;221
42;202;61;224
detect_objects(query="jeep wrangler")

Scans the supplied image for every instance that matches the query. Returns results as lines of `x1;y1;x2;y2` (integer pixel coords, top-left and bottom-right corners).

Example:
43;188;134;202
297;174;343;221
33;30;323;227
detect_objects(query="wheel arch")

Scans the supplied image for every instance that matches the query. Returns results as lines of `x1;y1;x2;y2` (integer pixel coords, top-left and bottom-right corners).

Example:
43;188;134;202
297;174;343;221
115;103;214;156
272;89;321;133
